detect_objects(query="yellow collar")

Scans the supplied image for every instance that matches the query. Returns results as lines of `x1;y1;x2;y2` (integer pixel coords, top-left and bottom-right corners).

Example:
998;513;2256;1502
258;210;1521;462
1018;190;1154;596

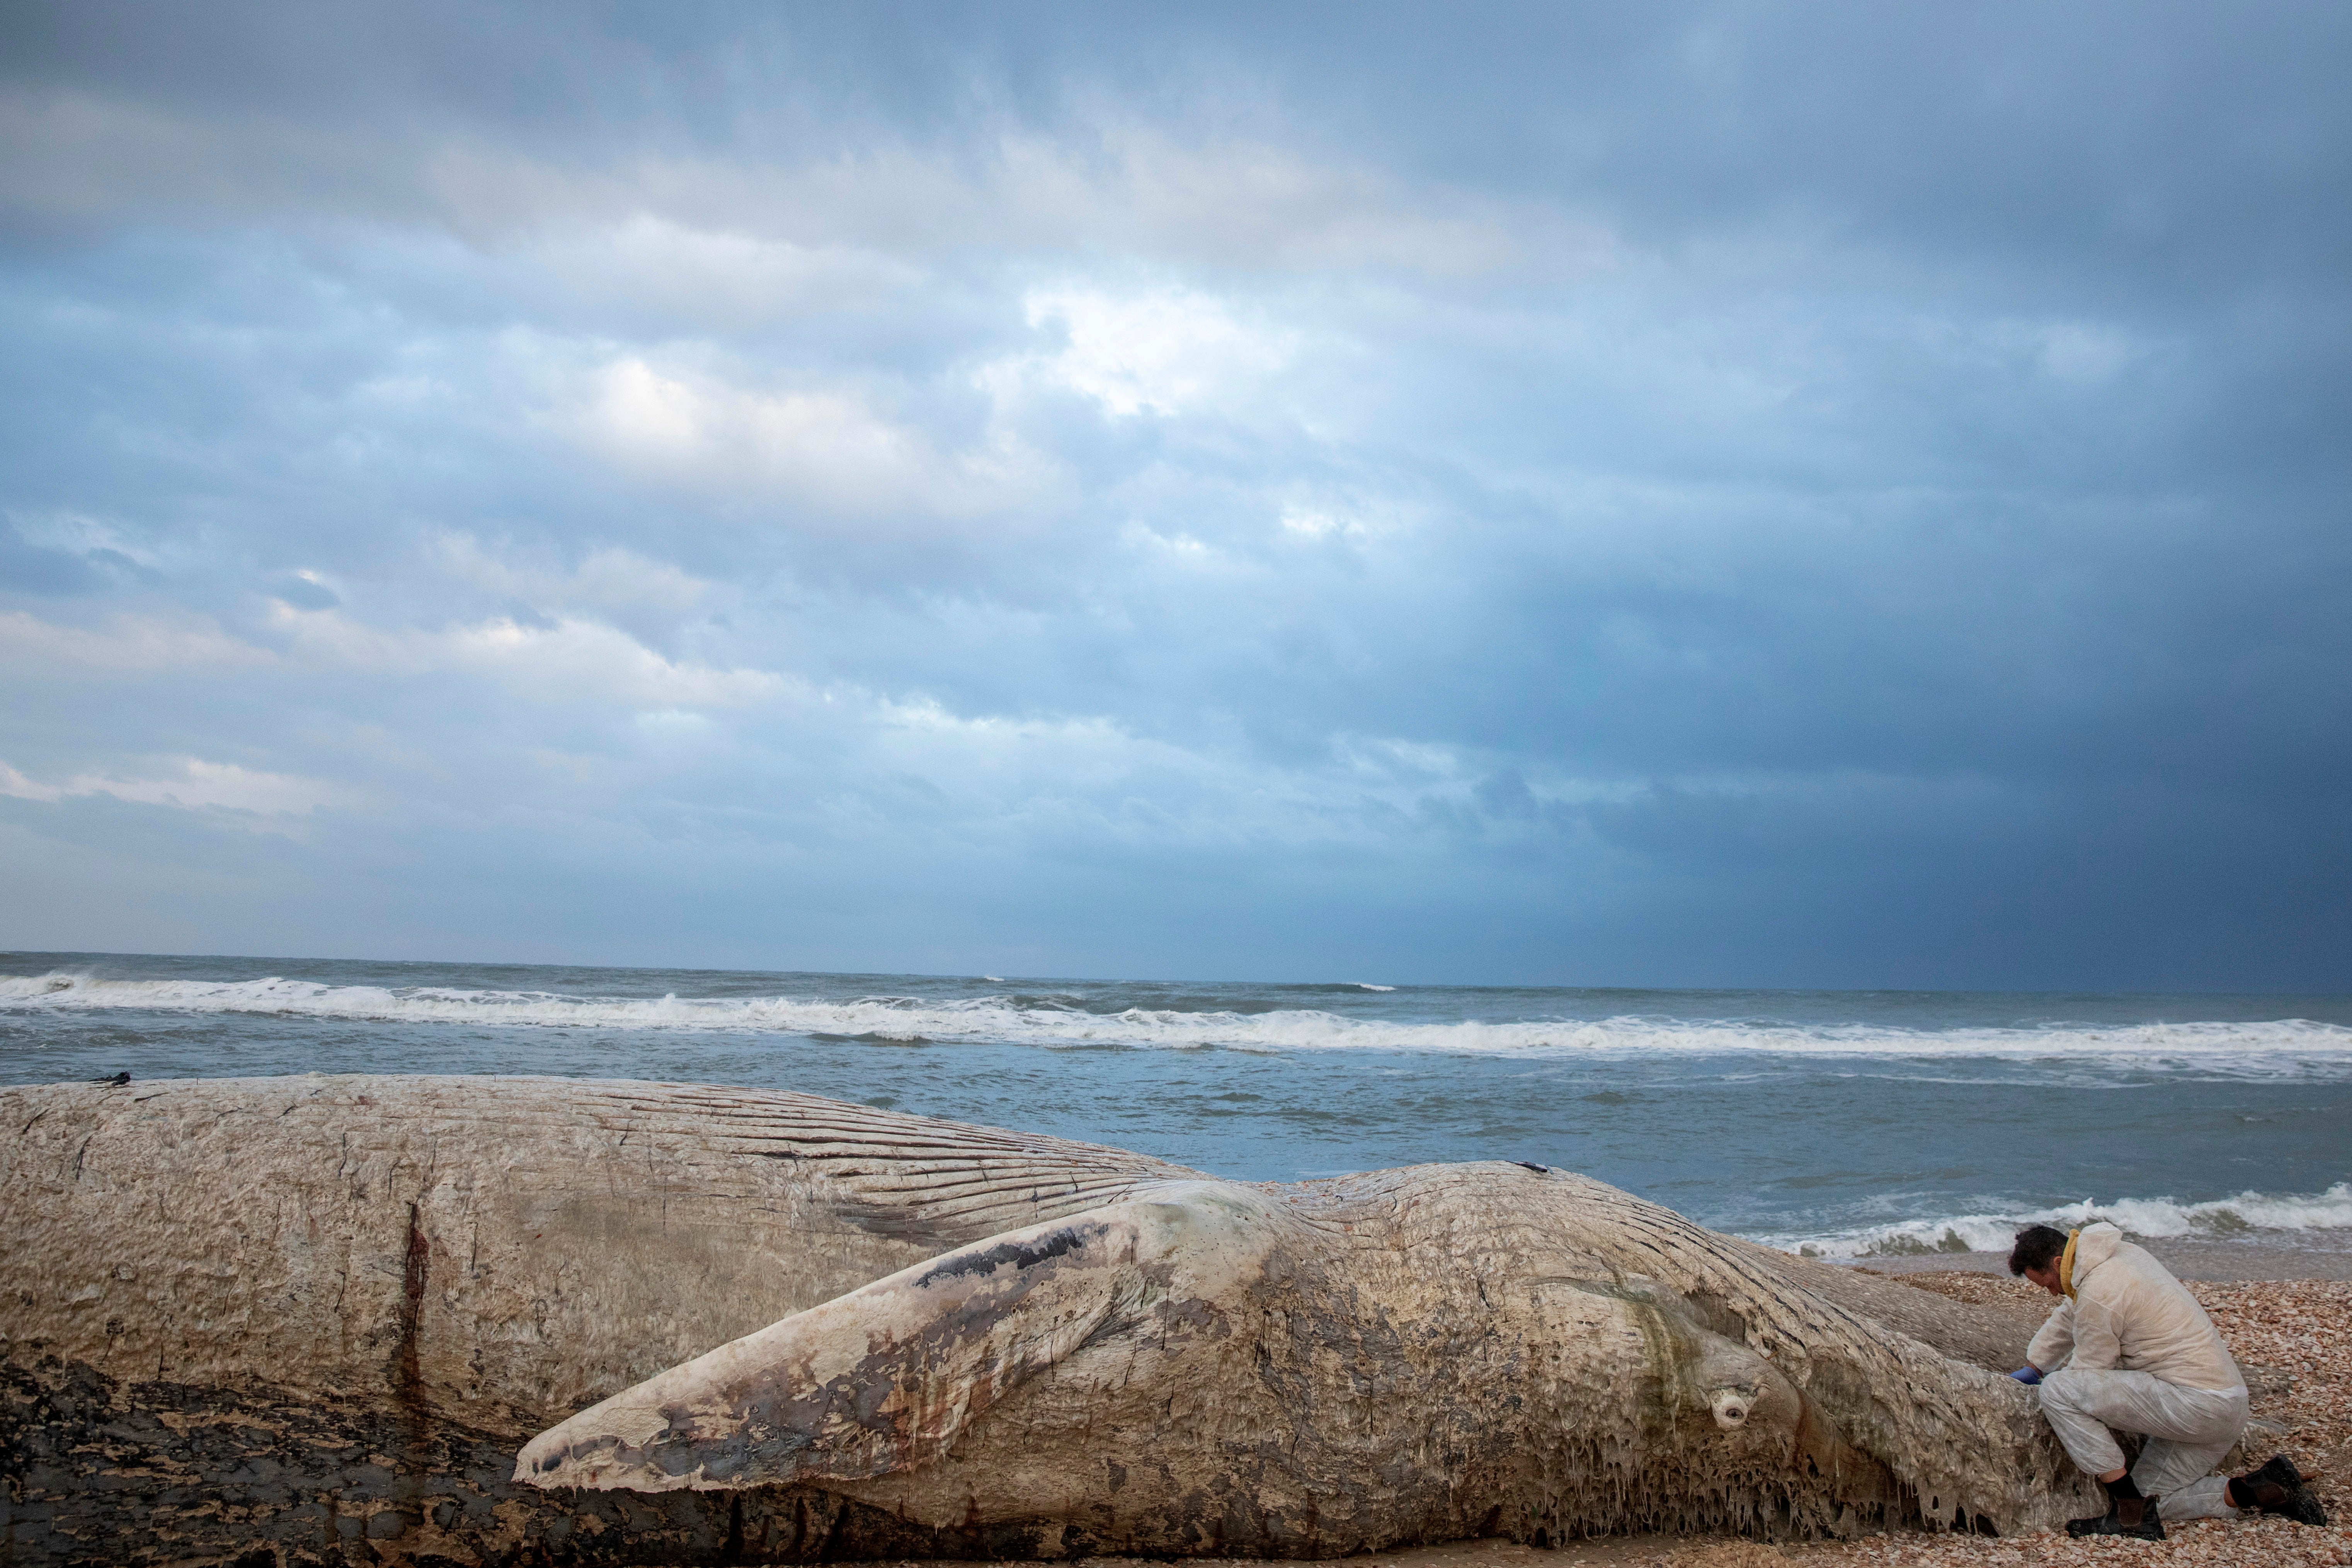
2059;1229;2081;1301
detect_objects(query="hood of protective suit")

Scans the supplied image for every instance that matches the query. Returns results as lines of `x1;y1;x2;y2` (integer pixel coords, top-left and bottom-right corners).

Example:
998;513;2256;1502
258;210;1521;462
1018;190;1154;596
2066;1219;2122;1294
2029;1222;2242;1392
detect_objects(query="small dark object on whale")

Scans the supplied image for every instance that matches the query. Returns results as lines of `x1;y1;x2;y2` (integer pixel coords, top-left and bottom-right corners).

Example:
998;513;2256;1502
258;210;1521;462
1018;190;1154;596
92;1071;130;1086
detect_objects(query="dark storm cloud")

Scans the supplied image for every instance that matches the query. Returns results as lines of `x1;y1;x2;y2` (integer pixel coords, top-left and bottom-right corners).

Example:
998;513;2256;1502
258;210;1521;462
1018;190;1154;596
1;1;2346;985
14;4;2346;291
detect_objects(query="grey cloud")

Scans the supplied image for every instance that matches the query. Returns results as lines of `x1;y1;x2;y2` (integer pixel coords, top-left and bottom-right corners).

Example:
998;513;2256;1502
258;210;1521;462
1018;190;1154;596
267;574;339;611
1;2;2345;986
9;4;2344;296
0;517;108;594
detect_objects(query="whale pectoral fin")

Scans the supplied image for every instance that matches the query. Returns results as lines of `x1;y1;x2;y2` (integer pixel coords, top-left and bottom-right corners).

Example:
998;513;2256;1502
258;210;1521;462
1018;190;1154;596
512;1180;1278;1492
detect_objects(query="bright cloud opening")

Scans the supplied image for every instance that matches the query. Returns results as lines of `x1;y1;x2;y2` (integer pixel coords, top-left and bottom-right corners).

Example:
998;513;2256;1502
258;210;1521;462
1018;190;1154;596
1022;286;1293;416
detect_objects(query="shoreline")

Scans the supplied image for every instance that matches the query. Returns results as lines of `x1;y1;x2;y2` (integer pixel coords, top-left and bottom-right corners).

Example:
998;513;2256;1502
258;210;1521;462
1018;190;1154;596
1821;1234;2352;1282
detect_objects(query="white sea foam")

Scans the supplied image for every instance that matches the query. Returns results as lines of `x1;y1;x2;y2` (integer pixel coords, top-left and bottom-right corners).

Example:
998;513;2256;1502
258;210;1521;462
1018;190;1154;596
3;970;2349;1071
1766;1183;2352;1259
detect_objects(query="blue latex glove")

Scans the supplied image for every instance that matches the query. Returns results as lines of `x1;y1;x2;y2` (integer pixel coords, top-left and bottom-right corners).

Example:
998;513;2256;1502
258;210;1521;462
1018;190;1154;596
2010;1365;2042;1384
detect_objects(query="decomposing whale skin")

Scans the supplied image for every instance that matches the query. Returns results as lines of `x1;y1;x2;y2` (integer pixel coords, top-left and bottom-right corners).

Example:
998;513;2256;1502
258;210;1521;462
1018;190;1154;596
517;1165;2105;1554
1;1073;1197;1564
3;1073;2102;1564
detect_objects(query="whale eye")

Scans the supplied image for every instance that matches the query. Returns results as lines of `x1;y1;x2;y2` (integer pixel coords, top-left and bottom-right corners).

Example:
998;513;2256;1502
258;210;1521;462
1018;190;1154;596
1710;1389;1750;1430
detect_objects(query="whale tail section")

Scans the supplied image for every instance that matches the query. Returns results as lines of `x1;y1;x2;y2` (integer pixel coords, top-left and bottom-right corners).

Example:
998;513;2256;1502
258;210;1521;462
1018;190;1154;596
512;1180;1284;1492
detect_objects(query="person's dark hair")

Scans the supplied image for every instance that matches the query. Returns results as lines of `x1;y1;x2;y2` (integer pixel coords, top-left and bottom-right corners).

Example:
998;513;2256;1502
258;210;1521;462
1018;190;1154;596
2008;1224;2069;1277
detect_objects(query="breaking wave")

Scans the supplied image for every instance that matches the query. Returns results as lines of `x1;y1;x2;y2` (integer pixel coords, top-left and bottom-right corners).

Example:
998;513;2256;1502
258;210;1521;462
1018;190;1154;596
1768;1183;2352;1260
3;970;2349;1067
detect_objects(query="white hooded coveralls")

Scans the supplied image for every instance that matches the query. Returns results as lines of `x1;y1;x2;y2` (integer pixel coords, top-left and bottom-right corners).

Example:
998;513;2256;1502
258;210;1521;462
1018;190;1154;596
2029;1222;2248;1521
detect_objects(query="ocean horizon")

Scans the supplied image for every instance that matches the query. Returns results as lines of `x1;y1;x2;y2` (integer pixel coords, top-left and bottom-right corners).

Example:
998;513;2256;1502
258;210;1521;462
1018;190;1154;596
7;948;2349;1264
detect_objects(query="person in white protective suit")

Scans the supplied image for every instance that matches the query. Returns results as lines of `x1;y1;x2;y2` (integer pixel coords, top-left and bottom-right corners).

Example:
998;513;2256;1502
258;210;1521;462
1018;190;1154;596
2006;1221;2327;1539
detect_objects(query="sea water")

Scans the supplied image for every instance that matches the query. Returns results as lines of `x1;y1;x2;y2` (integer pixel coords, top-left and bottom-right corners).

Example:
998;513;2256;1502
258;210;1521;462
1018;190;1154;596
4;951;2348;1260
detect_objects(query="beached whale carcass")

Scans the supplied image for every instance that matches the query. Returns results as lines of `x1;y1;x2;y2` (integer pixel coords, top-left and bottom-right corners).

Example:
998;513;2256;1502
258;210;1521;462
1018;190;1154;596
517;1166;2107;1550
3;1074;2095;1564
1;1073;1197;1564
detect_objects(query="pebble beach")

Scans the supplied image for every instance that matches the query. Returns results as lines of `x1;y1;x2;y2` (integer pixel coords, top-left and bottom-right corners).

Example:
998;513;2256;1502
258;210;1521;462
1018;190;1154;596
1761;1271;2352;1567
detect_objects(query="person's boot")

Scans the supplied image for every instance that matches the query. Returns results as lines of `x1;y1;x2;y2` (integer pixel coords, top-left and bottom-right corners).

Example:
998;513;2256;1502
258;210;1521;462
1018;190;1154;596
2068;1473;2166;1540
2228;1454;2329;1526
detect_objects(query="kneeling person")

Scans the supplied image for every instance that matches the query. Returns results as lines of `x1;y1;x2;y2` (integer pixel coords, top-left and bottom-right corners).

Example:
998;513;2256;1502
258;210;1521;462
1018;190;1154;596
2008;1221;2326;1539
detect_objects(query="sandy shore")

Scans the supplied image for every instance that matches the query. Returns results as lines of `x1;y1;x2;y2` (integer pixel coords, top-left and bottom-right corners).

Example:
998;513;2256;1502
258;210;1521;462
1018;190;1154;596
861;1271;2350;1568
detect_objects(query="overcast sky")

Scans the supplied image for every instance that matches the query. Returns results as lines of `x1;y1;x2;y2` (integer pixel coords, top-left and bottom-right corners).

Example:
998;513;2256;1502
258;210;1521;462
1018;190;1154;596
2;2;2347;988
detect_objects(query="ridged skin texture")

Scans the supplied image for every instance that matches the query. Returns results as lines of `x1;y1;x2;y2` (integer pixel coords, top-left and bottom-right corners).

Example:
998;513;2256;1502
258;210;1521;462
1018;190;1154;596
519;1163;2101;1548
1;1076;2100;1564
2;1074;1194;1425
